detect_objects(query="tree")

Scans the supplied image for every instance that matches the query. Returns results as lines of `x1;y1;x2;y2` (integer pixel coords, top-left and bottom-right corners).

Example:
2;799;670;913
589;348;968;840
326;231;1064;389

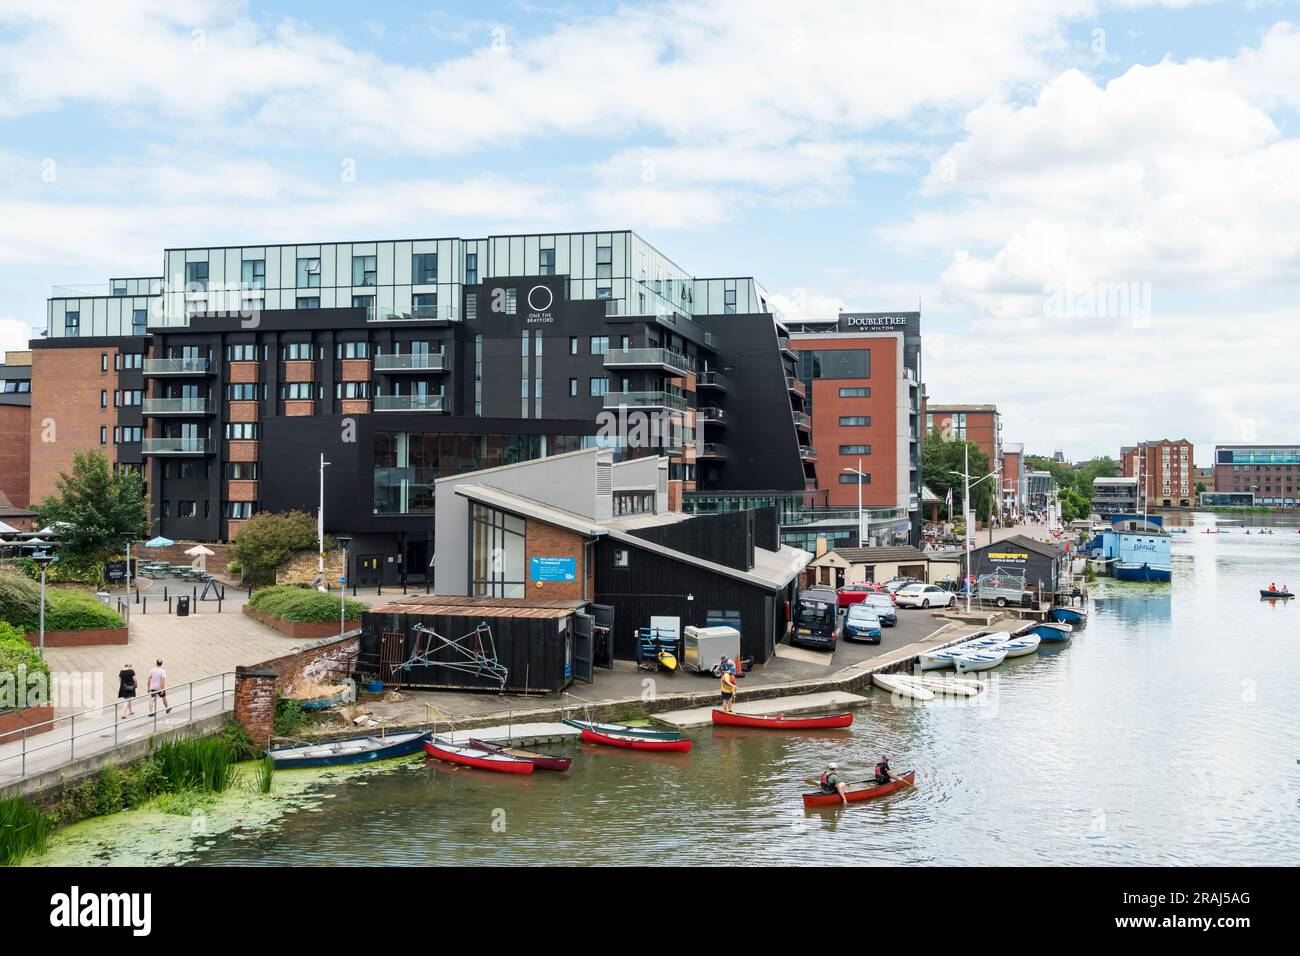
922;428;994;520
231;511;323;585
34;451;149;566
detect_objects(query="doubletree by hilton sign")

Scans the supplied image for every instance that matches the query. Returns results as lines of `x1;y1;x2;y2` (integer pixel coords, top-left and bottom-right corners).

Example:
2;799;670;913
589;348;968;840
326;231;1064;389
837;311;920;334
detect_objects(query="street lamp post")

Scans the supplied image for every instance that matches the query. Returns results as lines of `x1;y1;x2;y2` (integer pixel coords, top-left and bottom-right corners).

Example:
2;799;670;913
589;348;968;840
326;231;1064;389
842;457;867;547
30;549;56;660
335;535;352;637
122;532;135;629
949;444;1002;615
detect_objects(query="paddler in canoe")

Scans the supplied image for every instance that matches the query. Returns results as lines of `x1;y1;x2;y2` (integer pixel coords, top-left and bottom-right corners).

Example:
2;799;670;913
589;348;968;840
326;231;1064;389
873;754;906;786
819;761;849;806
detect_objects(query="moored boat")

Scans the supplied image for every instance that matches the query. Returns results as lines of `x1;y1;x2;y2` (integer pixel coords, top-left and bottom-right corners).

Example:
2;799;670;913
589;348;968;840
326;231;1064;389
711;709;854;729
871;673;934;701
906;673;982;696
468;738;573;771
268;730;431;770
580;727;692;752
918;648;966;670
1031;621;1073;643
952;648;1007;673
997;634;1041;657
802;770;917;808
1049;606;1087;625
423;740;535;774
561;718;682;740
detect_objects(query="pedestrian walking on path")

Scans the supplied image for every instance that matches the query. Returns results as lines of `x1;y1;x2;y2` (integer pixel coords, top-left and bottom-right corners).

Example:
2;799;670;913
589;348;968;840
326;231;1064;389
147;659;171;715
118;662;137;718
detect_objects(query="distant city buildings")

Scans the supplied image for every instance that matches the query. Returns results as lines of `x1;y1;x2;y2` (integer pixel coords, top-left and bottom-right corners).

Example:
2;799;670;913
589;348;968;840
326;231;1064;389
1212;445;1300;506
1121;438;1194;508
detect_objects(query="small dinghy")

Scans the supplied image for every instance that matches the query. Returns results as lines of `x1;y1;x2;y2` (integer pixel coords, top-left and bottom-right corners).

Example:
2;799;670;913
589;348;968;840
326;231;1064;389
711;709;853;729
959;632;1012;650
1260;590;1295;600
906;674;982;696
872;673;935;701
1030;621;1074;643
423;740;535;774
952;648;1007;673
802;770;917;808
561;718;682;740
580;728;692;752
918;648;967;670
997;634;1041;657
468;738;572;772
1049;606;1087;626
268;730;431;769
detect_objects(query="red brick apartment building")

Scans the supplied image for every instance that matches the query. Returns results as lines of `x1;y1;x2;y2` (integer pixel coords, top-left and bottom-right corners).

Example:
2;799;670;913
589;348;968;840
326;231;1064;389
0;352;33;509
1121;439;1194;507
925;404;1002;472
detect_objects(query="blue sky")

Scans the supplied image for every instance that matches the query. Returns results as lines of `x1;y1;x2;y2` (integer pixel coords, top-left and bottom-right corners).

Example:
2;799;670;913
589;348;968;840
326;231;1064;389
2;0;1298;461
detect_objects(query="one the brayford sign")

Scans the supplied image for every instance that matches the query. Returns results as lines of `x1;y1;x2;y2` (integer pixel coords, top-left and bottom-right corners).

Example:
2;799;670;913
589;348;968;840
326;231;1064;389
525;283;555;324
837;311;920;333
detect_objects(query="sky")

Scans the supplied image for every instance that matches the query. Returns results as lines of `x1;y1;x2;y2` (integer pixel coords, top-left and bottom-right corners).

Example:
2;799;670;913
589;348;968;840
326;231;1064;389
1;0;1298;464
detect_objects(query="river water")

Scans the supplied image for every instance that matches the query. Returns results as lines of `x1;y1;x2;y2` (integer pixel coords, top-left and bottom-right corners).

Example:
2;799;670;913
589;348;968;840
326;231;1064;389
35;513;1300;866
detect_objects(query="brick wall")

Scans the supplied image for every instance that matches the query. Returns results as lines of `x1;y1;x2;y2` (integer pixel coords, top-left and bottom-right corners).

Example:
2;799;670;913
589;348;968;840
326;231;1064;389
0;404;31;508
524;519;587;601
30;346;119;503
232;634;361;744
233;666;277;749
138;540;231;574
276;548;345;586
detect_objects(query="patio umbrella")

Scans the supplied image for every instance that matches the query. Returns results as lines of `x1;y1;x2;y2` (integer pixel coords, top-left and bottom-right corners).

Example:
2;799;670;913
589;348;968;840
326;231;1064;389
145;536;174;548
185;543;215;571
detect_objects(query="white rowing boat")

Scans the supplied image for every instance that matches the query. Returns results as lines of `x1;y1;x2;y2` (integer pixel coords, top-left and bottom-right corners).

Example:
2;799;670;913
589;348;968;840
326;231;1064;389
952;648;1008;673
905;673;983;696
872;672;935;701
998;634;1041;657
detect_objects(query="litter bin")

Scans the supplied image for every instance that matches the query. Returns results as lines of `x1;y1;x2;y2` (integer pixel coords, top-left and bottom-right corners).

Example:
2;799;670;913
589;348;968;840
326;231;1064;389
177;595;190;617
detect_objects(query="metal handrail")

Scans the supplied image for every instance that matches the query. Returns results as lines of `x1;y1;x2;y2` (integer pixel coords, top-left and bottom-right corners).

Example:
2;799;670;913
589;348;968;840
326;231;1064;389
0;672;236;783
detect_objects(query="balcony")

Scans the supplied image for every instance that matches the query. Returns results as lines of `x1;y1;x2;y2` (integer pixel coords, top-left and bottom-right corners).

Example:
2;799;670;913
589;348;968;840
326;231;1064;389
602;390;688;412
787;376;807;399
793;411;811;431
144;357;211;376
142;398;210;416
603;347;690;375
374;394;445;412
800;445;818;461
142;438;210;455
697;369;730;391
778;335;796;358
697;406;726;426
367;304;459;322
698;442;728;459
374;353;448;372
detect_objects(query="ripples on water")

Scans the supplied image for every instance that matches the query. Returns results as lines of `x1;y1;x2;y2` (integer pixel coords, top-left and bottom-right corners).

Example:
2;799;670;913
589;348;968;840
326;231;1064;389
151;517;1294;865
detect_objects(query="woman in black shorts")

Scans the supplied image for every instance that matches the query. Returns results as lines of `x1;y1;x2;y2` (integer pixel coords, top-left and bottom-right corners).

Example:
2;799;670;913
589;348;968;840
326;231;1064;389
118;663;137;718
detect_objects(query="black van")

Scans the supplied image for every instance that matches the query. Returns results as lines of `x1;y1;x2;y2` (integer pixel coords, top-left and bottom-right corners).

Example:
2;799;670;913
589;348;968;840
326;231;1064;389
791;588;838;650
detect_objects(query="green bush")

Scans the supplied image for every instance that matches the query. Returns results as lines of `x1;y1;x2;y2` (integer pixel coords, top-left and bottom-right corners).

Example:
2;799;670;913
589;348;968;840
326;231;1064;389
274;697;310;738
0;572;45;632
43;590;126;631
232;511;322;585
226;561;241;575
247;585;366;623
0;620;50;707
9;552;106;585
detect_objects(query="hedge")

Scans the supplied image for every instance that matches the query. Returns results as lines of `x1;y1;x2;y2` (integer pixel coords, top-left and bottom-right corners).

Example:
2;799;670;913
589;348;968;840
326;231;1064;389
0;620;51;704
43;590;127;631
246;585;367;623
0;573;45;632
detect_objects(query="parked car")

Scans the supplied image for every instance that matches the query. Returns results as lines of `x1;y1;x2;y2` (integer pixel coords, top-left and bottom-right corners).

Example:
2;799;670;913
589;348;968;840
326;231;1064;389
841;604;882;644
791;588;838;650
894;583;957;609
835;582;885;607
863;593;897;625
883;577;924;594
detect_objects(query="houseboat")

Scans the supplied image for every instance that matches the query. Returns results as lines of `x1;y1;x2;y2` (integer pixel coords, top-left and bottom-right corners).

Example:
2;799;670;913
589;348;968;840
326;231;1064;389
1092;515;1172;583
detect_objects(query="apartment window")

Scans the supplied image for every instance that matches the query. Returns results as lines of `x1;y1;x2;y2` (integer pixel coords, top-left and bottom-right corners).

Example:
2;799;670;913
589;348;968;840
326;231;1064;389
65;311;80;335
505;288;517;315
412;293;437;318
132;309;148;335
225;383;258;401
165;461;207;480
839;416;871;426
596;285;613;300
590;377;609;397
100;353;108;372
281;383;314;400
100;390;107;408
224;502;254;519
240;258;265;289
569;377;579;397
296;297;320;309
112;280;127;296
283;343;313;360
465;292;477;321
177;500;197;519
590;336;609;355
839;473;871;485
185;261;209;290
465;252;478;285
350;255;376;287
724;289;737;314
352;295;375;314
336;382;371;399
160;501;169;519
569;336;579;354
225;462;259;480
117;426;142;443
296;257;321;288
336;341;370;359
839;444;872;455
539;249;556;276
474;334;483;416
226;344;258;361
803;349;871;379
412;253;437;284
225;423;258;440
100;426;107;445
839;387;872;398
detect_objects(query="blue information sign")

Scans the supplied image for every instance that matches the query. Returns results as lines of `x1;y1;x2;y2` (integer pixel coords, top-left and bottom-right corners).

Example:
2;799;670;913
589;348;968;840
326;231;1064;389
530;556;577;582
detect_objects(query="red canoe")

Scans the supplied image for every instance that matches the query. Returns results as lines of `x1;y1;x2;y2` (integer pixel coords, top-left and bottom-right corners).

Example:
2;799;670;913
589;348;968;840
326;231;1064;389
802;770;916;808
580;728;692;753
711;709;853;730
423;740;534;774
469;738;572;772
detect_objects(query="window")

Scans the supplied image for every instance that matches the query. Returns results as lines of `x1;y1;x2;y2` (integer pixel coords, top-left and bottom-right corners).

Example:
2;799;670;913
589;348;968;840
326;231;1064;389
100;426;107;445
465;292;477;321
100;390;107;408
352;295;374;313
296;296;320;309
100;353;108;372
112;280;127;296
223;502;254;519
596;285;613;300
569;337;579;354
165;460;207;480
65;311;80;335
118;389;142;406
118;353;143;370
465;252;478;285
175;500;197;519
225;383;258;401
336;382;371;399
839;445;872;455
281;383;314;400
839;387;871;398
569;377;578;397
802;349;871;379
352;255;377;287
296;257;321;288
613;549;630;568
240;258;265;290
470;504;526;598
590;378;608;397
226;344;257;362
590;336;609;355
539;248;555;276
225;423;258;440
724;289;737;314
839;416;872;426
412;253;437;284
336;341;369;359
839;473;871;485
595;244;612;277
185;261;209;290
225;462;259;480
117;426;141;443
132;309;148;335
412;293;437;318
283;343;313;360
505;288;517;314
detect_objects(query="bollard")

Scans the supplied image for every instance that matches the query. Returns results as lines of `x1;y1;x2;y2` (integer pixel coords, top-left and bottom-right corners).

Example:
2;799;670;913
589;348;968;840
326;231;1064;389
135;589;141;604
167;596;172;614
164;586;169;600
142;596;148;614
220;584;225;600
217;597;222;614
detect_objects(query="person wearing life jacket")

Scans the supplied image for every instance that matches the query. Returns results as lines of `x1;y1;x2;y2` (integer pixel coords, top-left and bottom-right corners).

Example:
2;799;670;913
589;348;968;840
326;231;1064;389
719;667;737;713
820;762;848;805
874;755;899;786
1269;582;1278;592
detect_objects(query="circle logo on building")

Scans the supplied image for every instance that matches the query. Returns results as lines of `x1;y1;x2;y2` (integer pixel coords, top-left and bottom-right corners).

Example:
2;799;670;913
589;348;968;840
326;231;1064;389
527;285;554;313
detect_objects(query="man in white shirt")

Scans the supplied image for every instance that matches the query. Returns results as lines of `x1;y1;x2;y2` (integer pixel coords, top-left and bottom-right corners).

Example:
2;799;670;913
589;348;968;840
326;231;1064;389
147;658;171;715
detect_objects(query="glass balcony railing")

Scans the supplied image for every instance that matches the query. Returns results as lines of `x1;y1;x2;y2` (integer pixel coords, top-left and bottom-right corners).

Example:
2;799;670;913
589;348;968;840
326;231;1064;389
787;376;807;398
697;406;726;425
603;347;690;373
144;357;210;375
373;353;448;372
697;369;730;390
142;398;210;415
800;446;818;459
602;390;688;411
142;438;210;455
374;394;445;412
367;303;459;322
793;411;811;429
699;442;728;458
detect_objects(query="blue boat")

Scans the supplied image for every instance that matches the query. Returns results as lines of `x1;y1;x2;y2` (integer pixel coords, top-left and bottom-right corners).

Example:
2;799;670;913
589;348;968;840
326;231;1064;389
1030;620;1074;642
1113;561;1172;583
1049;606;1087;626
1097;515;1172;584
267;730;431;769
